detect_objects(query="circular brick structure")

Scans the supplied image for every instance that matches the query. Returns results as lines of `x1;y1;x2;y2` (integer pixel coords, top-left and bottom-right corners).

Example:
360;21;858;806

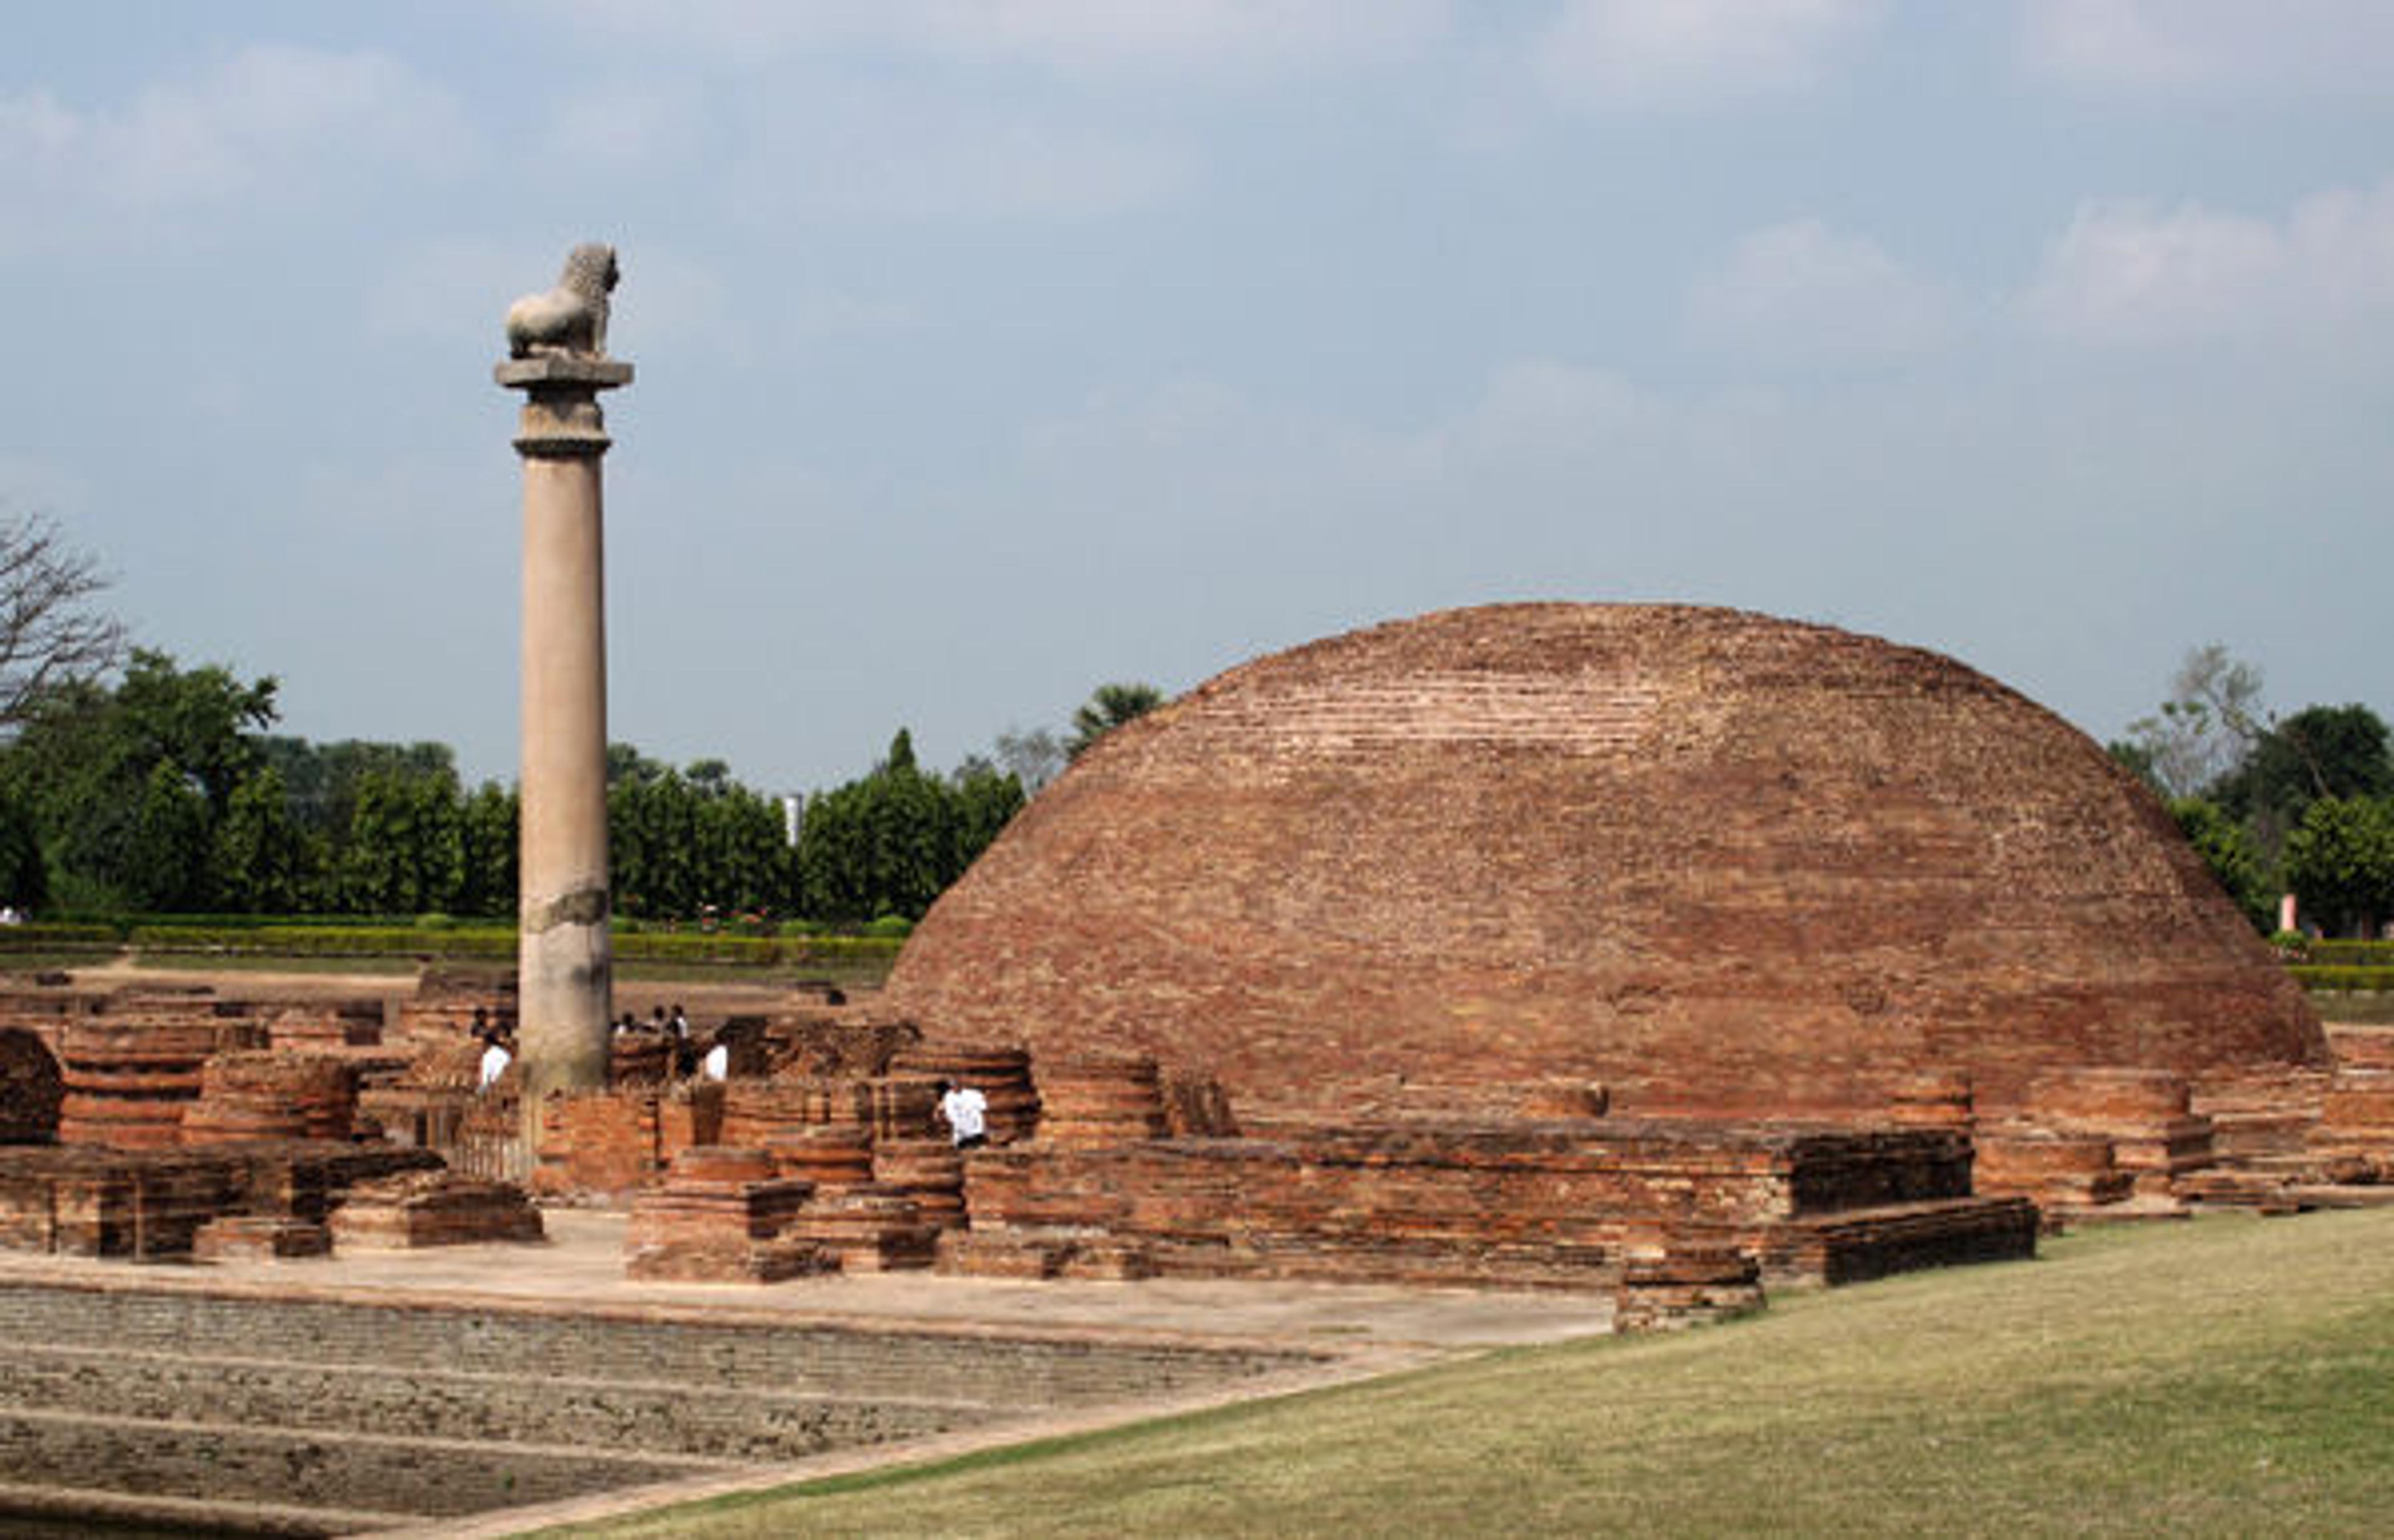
887;604;2325;1120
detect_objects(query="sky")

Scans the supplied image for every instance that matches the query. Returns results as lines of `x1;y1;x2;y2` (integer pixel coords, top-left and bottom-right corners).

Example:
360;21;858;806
2;1;2388;795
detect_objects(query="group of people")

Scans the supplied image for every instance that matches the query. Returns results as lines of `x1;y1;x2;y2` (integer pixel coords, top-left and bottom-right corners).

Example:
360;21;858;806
612;1003;726;1081
469;1000;991;1142
473;1002;733;1090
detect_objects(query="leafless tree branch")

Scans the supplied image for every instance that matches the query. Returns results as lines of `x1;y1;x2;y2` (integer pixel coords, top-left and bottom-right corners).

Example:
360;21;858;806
0;513;127;731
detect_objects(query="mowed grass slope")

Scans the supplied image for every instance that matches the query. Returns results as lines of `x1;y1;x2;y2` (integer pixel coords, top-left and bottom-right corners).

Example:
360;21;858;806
560;1209;2394;1538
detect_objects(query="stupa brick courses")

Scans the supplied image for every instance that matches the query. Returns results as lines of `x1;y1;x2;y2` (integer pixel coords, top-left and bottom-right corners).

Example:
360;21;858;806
888;604;2326;1125
864;603;2362;1277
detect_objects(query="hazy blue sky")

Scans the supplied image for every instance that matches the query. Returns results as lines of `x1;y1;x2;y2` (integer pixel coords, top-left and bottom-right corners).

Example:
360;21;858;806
2;2;2388;792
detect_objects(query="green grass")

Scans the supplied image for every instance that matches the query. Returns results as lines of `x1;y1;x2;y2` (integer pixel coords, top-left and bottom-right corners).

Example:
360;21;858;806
2314;993;2394;1025
128;951;426;977
548;1208;2394;1538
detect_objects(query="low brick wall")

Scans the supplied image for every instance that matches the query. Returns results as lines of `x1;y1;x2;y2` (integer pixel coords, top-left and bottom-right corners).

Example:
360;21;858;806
0;1278;1318;1533
958;1120;2004;1291
0;1405;704;1521
0;1281;1312;1411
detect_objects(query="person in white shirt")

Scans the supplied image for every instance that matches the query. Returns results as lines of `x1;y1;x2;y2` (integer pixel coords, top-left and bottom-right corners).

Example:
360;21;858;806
936;1080;989;1150
478;1038;512;1092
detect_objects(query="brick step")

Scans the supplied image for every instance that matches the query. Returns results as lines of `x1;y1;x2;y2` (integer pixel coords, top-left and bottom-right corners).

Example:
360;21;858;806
0;1280;1301;1411
2043;1193;2192;1228
2284;1183;2394;1210
0;1405;721;1523
1747;1196;2040;1287
0;1344;993;1462
2173;1168;2305;1215
0;1477;411;1539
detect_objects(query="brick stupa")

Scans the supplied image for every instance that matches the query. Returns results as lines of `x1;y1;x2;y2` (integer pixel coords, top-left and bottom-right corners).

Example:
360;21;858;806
887;604;2325;1124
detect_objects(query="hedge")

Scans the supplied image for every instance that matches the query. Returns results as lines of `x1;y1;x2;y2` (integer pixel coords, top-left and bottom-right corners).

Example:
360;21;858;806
0;922;123;951
105;923;902;971
2300;940;2394;968
128;924;517;960
2288;965;2394;994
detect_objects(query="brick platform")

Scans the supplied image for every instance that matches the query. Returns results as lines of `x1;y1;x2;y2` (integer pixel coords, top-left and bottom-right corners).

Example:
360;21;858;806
329;1170;544;1249
951;1119;2034;1297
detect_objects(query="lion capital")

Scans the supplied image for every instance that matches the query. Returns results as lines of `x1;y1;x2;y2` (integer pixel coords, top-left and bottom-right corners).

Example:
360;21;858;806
505;243;618;360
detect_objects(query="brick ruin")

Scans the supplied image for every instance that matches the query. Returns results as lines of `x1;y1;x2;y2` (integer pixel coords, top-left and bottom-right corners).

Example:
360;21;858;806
0;608;2380;1334
0;982;496;1262
863;605;2393;1294
0;973;2383;1332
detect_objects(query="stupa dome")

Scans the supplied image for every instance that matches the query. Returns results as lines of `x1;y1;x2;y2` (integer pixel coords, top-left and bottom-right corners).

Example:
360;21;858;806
886;604;2324;1120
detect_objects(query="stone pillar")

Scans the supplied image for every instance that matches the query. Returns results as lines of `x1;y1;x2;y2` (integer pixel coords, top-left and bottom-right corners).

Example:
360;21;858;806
496;353;633;1145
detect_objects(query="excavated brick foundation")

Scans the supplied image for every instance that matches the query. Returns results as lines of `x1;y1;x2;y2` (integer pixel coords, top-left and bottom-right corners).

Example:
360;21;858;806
0;1275;1317;1536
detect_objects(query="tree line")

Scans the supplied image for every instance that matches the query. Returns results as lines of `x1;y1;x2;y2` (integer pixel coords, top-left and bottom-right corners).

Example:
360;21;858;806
0;511;1175;926
0;651;1160;926
2110;645;2394;938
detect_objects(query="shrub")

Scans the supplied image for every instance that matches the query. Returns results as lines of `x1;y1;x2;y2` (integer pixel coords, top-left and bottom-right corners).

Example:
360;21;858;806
2307;939;2394;967
2289;965;2394;993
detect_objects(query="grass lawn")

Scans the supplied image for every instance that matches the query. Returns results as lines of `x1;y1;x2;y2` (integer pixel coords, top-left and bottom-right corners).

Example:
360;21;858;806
553;1207;2394;1538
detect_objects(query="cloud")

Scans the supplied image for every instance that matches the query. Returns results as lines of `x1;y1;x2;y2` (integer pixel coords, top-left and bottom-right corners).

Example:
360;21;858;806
735;86;1187;221
1684;219;1961;361
542;0;1450;83
2025;181;2394;344
1446;360;1651;459
0;46;464;246
2021;0;2394;95
817;115;1182;221
1535;0;1885;106
0;455;94;519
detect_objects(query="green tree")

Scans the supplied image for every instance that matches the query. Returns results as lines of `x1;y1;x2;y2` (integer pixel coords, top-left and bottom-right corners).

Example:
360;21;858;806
607;741;669;787
0;792;45;911
260;736;454;845
113;652;277;812
0;651;277;911
2216;704;2394;832
694;781;791;914
1068;682;1165;761
2283;797;2394;938
795;729;1014;923
456;781;519;918
126;760;212;911
213;766;309;913
610;768;698;918
340;767;464;915
606;753;796;919
949;757;1026;861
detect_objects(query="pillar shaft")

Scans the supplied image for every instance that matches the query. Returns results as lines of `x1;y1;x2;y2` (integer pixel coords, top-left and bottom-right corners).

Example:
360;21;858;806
519;451;611;1101
497;355;632;1147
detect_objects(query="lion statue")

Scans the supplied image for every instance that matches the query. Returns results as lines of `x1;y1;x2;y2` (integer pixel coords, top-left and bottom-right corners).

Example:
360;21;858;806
505;243;618;359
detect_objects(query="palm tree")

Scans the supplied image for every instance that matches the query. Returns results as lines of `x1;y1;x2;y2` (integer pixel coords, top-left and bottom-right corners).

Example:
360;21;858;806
1067;682;1165;760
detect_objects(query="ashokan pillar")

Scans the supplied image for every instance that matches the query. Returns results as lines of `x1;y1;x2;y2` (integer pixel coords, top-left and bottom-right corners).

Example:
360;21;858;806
496;242;630;1145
